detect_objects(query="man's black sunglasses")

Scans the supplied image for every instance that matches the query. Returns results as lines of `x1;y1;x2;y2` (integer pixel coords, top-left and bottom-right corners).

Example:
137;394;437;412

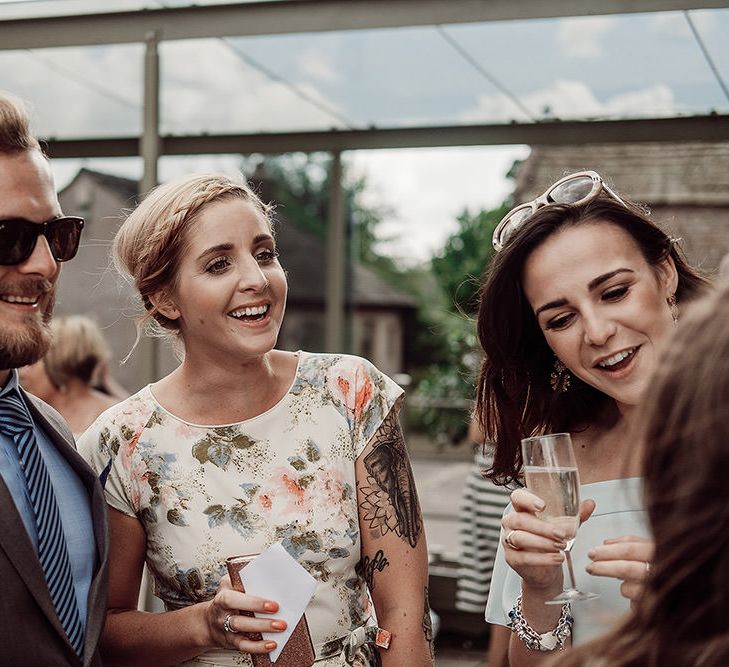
0;216;84;266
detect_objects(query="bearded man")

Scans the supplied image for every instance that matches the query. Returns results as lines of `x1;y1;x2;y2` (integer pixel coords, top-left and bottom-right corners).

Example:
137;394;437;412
0;93;108;666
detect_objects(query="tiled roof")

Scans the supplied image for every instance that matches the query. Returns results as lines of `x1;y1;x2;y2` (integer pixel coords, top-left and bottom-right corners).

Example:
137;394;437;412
67;167;139;204
274;217;415;308
514;142;729;207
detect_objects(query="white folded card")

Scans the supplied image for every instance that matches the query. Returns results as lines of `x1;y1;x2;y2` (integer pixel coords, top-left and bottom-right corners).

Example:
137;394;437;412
239;543;318;662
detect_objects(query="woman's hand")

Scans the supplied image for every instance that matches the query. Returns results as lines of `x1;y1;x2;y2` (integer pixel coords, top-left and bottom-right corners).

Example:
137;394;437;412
585;535;654;603
502;489;596;591
203;576;287;654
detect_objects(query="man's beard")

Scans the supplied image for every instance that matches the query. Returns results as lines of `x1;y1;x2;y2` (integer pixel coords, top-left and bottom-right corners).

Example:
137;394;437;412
0;280;55;370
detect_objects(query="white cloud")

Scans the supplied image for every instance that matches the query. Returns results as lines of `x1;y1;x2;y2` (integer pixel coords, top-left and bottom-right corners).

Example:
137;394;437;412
349;145;529;264
0;38;346;140
0;45;143;138
557;16;617;58
602;84;675;117
160;39;347;133
462;79;676;122
298;48;341;84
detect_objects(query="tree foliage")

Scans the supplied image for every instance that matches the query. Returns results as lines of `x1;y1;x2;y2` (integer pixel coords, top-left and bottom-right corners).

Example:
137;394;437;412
430;203;508;317
410;201;511;444
245;153;398;278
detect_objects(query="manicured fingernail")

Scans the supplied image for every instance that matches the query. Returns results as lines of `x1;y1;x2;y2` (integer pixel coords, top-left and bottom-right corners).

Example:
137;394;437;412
585;564;594;574
587;550;596;559
271;621;287;631
553;541;566;550
263;601;278;612
535;499;546;510
552;553;564;563
265;642;277;651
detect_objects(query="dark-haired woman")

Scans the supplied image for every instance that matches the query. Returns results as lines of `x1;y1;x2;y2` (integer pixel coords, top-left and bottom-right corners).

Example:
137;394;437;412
474;172;709;666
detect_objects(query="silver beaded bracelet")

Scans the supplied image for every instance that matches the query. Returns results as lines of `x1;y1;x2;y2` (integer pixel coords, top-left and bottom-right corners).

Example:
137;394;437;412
507;593;573;651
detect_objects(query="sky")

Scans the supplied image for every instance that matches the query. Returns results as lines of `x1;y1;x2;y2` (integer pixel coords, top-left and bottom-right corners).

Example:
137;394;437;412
1;1;728;262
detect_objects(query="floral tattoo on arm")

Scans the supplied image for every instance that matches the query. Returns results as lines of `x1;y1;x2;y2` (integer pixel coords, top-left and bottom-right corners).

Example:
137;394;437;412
358;409;423;548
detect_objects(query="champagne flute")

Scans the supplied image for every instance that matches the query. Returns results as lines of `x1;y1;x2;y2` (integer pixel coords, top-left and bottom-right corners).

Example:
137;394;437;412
521;433;599;604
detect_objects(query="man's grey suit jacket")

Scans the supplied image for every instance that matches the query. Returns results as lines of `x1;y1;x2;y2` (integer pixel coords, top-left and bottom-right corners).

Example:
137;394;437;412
0;388;109;666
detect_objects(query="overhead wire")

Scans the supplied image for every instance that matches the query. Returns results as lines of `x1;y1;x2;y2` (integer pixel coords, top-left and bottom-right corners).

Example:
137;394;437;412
9;2;141;114
435;25;537;123
11;0;357;131
683;10;729;105
220;39;357;130
154;0;357;130
23;49;140;111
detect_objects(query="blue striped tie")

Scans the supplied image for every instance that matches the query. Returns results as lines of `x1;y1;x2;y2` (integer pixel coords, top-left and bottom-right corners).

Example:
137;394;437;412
0;389;85;658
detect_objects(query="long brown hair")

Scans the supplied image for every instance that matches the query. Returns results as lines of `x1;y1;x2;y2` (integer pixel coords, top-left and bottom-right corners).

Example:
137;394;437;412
475;194;709;485
551;281;729;667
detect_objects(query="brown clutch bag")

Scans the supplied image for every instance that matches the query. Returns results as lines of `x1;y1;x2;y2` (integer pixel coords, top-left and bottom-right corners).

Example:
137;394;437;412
226;555;316;667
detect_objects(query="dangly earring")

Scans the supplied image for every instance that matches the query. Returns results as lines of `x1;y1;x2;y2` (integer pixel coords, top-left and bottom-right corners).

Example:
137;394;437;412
550;358;571;393
667;293;679;325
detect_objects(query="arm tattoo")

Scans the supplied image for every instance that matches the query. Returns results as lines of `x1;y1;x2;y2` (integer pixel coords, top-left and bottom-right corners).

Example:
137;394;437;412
423;586;434;659
359;409;423;547
356;549;390;592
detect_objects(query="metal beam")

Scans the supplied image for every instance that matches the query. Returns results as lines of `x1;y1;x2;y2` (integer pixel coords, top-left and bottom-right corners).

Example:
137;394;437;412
140;31;160;198
324;152;346;354
1;0;728;50
42;115;729;159
138;30;161;388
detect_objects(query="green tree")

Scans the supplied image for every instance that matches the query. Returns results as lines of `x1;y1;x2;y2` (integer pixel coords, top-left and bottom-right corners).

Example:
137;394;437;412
245;153;399;278
430;203;508;317
409;201;511;445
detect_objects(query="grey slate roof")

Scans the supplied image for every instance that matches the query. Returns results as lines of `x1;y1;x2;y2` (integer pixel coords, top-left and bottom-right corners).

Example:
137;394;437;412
514;142;729;207
275;219;415;308
67;167;139;204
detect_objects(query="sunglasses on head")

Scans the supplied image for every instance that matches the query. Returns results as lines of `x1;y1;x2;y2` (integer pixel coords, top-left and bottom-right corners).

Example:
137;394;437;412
0;216;84;266
492;171;627;252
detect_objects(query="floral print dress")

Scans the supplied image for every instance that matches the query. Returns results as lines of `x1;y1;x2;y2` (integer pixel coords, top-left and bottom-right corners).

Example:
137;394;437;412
77;352;403;667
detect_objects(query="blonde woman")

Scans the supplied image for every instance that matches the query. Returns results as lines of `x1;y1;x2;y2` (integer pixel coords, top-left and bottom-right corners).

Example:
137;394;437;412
77;174;432;667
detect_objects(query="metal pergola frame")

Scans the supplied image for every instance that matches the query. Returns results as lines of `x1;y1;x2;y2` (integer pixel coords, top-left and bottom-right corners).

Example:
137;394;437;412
2;0;729;48
2;0;728;377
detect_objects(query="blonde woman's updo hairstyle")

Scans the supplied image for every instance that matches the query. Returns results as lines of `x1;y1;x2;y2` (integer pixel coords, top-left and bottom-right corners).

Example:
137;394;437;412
113;173;273;344
44;316;111;388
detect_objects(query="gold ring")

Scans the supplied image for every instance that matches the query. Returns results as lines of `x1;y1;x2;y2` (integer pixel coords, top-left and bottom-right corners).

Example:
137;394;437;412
504;530;521;550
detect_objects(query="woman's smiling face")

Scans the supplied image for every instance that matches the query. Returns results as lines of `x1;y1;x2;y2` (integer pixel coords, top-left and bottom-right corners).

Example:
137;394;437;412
160;197;288;365
522;221;678;412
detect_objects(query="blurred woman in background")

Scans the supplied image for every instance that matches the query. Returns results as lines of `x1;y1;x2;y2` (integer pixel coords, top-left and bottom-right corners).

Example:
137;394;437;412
20;315;124;436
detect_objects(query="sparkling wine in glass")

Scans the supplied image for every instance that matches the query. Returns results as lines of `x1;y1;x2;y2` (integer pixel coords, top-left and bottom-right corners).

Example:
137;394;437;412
522;433;599;604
